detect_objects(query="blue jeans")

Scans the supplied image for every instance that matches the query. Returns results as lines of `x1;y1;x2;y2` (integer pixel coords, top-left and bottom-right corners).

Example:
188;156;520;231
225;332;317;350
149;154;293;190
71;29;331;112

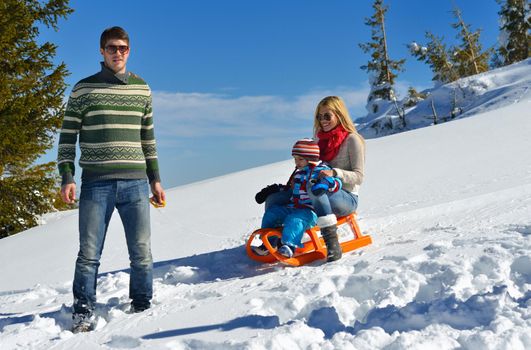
308;189;359;218
73;179;152;314
261;205;317;248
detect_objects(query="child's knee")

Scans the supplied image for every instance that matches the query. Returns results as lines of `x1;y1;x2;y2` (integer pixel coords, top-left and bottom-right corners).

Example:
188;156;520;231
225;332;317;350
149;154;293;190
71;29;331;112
261;206;286;228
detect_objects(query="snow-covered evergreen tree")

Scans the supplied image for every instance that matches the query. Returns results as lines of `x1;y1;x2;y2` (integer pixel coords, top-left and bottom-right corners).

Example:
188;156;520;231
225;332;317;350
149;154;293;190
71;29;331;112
410;32;459;84
359;0;405;114
495;0;530;66
403;87;427;108
450;7;492;78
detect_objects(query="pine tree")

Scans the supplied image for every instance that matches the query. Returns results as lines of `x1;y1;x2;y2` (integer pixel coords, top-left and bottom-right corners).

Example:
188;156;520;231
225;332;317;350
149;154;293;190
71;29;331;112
0;0;73;238
450;7;491;78
496;0;530;66
410;32;460;84
403;87;427;108
359;0;405;114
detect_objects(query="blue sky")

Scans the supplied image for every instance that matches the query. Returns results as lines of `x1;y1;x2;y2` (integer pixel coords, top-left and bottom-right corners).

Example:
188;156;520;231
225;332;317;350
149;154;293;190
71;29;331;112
40;0;501;188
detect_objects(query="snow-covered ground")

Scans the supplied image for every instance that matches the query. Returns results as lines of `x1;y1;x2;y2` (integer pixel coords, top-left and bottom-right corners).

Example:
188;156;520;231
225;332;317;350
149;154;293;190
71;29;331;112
0;62;530;349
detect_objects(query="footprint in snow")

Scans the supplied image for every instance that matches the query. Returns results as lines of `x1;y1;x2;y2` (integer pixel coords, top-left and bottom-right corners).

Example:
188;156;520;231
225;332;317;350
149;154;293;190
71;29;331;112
423;241;453;258
423;224;457;233
380;255;408;263
504;224;531;236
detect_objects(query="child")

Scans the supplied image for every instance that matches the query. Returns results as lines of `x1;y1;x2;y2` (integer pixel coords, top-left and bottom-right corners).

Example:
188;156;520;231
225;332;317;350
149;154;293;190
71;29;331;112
254;138;342;258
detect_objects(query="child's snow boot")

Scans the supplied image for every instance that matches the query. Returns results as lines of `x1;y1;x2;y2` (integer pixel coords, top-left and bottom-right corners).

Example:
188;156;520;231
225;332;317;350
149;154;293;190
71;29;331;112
322;225;342;262
278;244;295;258
252;235;280;256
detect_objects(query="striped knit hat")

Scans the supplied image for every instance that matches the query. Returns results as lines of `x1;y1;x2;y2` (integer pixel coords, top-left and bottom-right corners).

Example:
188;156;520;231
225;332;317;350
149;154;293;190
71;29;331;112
292;138;320;161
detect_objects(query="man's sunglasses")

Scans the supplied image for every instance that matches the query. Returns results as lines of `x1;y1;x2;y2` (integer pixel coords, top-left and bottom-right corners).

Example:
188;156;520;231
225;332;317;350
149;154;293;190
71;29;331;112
104;45;129;54
316;113;333;122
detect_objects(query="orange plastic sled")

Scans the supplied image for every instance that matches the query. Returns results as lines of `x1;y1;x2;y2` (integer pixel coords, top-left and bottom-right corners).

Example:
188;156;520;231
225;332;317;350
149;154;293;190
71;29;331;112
246;212;372;266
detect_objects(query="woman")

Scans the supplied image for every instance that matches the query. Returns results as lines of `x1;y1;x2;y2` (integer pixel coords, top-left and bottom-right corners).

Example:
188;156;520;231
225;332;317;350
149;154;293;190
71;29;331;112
309;96;365;262
264;96;365;262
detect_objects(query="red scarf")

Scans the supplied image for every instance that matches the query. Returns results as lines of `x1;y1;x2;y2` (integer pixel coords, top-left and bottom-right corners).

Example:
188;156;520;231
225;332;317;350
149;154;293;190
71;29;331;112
317;125;350;162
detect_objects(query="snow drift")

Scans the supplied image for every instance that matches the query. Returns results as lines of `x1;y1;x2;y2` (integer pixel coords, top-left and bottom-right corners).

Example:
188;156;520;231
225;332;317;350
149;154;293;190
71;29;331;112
357;58;531;138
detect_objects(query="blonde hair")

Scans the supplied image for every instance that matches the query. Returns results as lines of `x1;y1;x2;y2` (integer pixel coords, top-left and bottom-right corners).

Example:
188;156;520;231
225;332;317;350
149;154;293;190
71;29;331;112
313;96;365;144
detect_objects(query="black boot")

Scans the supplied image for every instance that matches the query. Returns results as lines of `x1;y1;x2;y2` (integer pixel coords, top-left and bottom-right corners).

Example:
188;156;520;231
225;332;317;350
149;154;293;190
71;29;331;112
322;225;342;262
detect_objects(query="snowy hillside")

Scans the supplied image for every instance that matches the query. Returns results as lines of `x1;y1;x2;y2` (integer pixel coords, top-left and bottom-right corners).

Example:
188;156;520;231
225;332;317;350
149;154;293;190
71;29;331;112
1;66;530;349
357;58;531;138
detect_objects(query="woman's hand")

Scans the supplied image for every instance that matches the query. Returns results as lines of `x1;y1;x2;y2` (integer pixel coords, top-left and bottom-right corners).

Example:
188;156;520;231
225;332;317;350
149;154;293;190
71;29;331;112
318;169;334;178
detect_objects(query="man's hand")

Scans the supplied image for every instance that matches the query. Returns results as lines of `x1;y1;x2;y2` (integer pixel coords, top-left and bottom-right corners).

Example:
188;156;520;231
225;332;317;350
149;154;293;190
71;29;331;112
150;181;166;205
61;183;76;204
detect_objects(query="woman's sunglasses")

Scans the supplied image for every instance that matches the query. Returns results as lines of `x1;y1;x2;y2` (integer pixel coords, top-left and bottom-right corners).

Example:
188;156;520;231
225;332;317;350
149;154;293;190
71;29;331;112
316;113;333;122
104;45;129;54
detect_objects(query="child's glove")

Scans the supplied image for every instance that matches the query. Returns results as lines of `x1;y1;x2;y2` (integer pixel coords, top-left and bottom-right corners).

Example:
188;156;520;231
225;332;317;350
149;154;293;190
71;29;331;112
255;183;287;204
310;177;340;196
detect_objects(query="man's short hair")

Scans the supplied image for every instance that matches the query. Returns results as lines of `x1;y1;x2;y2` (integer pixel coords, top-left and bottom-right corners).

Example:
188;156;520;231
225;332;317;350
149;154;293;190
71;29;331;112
100;26;129;49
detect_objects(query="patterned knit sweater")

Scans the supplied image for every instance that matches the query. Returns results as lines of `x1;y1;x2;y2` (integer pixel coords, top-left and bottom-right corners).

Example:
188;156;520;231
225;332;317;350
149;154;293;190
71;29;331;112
57;64;160;185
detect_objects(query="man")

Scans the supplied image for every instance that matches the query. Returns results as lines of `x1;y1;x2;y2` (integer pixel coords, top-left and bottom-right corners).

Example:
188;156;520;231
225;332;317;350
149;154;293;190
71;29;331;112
58;26;165;333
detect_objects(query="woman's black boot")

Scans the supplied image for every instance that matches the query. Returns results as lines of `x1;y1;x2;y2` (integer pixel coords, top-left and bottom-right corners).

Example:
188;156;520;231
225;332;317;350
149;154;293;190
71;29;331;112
321;225;342;262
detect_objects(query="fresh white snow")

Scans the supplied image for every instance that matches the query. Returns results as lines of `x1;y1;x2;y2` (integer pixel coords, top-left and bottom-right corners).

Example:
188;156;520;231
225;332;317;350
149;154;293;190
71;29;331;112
0;61;530;349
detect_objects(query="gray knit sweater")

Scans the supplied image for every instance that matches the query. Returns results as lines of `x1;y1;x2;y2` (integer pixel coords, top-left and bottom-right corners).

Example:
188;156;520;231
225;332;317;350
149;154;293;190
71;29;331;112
321;133;365;194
